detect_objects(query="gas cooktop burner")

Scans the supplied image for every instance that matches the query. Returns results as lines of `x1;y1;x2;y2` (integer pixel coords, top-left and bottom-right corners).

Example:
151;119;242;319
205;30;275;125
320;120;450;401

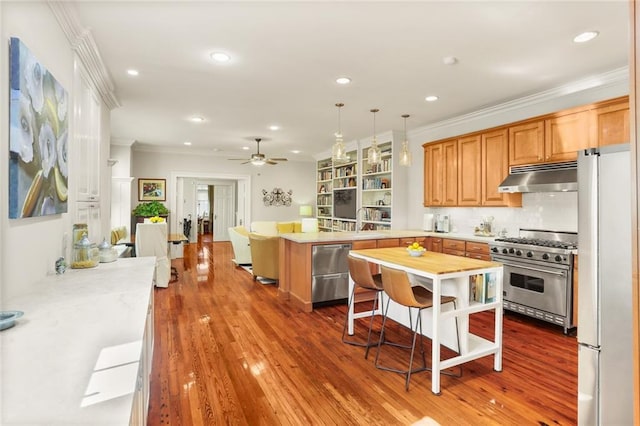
493;237;577;250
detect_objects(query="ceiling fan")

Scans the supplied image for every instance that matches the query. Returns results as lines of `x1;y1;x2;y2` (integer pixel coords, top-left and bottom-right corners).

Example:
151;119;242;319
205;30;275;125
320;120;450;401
229;138;288;165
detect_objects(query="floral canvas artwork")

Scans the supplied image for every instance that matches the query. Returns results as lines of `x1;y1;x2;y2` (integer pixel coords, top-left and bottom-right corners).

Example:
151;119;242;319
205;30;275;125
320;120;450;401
9;37;69;219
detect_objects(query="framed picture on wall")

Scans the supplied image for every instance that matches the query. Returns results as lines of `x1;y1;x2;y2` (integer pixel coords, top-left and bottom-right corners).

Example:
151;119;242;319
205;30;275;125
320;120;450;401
138;178;166;201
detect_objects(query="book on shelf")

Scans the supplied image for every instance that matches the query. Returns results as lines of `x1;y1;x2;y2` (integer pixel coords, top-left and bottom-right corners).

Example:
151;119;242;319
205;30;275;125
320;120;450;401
469;272;497;303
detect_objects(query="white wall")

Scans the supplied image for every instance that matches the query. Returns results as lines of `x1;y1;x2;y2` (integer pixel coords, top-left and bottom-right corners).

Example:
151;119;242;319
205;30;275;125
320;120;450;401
1;3;74;300
131;149;316;226
1;3;113;300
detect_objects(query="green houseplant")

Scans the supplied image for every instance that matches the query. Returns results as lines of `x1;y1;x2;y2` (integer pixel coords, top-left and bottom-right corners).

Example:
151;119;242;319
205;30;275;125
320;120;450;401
132;200;169;217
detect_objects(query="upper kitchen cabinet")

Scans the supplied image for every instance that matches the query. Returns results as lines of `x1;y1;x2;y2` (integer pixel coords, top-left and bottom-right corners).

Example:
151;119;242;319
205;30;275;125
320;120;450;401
509;108;592;166
423;139;457;207
457;130;521;207
482;129;521;207
508;120;545;166
544;109;592;163
591;97;630;147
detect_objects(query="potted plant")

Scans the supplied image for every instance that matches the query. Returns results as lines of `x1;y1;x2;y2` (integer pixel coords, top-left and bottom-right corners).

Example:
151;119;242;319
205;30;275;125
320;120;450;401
132;200;169;218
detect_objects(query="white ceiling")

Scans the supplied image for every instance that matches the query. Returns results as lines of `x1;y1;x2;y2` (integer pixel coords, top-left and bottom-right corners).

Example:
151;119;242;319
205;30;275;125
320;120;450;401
72;1;629;161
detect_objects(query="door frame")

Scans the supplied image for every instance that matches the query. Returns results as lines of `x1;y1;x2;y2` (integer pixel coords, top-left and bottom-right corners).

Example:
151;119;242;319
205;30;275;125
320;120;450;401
169;171;251;239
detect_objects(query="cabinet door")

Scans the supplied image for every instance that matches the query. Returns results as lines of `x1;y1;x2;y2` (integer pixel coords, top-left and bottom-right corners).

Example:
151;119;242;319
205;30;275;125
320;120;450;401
377;238;400;248
592;100;629;147
76;201;101;243
443;140;458;205
544;110;591;162
508;120;544;166
424;143;444;206
431;238;443;253
423;147;432;206
457;135;481;206
482;129;520;206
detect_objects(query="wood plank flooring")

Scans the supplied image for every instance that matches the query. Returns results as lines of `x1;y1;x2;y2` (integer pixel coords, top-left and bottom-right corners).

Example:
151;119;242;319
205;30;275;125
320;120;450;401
148;235;577;425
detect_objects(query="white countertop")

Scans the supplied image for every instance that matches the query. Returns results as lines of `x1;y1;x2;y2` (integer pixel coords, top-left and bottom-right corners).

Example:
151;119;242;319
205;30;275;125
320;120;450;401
0;257;155;425
280;229;497;244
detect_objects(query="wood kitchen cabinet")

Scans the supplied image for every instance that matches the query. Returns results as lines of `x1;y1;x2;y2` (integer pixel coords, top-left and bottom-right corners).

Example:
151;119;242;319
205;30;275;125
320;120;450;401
430;237;443;253
423;140;457;207
591;97;630;147
457;130;521;207
508;120;545;166
465;241;491;261
509;109;591;166
544;109;592;162
442;238;465;257
457;135;482;206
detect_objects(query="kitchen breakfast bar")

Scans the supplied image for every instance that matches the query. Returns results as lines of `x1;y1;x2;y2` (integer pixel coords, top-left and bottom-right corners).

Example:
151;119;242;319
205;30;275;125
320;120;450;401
278;231;504;394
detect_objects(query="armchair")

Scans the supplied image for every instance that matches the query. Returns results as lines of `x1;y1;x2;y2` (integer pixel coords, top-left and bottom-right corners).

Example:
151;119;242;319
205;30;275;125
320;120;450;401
228;226;252;266
135;222;170;288
248;233;279;284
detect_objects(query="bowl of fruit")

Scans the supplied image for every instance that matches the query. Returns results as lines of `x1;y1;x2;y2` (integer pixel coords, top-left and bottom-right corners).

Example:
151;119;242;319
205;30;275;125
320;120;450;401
407;242;426;257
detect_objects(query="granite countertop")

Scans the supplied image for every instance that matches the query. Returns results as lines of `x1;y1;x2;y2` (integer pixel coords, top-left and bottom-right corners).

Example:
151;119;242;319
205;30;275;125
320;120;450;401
280;229;498;244
0;257;156;424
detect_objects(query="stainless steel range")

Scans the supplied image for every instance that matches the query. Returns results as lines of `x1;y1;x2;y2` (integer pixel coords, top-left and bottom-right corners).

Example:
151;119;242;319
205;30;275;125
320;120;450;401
489;228;577;333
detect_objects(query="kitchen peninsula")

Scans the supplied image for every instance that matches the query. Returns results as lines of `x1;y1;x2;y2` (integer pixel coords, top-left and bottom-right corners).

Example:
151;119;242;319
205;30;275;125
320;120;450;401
278;230;497;312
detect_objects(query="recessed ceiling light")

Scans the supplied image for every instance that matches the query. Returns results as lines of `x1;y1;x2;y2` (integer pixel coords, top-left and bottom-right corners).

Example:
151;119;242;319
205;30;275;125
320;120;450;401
442;56;458;65
127;69;139;76
573;31;599;43
189;116;205;123
425;95;439;102
184;141;192;146
210;52;231;62
336;77;351;85
269;125;280;131
291;150;301;154
242;146;250;150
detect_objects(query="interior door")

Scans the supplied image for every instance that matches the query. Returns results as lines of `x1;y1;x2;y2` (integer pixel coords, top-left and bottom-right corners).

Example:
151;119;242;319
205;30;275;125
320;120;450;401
213;185;234;241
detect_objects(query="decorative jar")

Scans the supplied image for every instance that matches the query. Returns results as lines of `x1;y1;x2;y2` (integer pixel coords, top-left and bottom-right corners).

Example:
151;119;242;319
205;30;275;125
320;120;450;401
71;234;99;269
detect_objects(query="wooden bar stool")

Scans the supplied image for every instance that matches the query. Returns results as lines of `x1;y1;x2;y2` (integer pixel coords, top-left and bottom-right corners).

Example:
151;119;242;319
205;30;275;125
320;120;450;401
341;255;386;359
375;265;461;391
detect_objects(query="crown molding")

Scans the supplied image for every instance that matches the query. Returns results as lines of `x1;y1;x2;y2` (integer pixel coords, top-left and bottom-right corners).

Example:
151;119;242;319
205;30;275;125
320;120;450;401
48;1;120;110
409;66;628;140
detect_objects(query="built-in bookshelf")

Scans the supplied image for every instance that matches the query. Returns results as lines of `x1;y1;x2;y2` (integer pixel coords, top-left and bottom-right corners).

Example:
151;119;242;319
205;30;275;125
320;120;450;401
360;141;393;230
316;157;333;231
314;131;407;231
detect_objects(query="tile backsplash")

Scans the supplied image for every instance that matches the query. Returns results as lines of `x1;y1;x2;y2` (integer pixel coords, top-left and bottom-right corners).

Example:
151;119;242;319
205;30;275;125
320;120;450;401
425;192;577;237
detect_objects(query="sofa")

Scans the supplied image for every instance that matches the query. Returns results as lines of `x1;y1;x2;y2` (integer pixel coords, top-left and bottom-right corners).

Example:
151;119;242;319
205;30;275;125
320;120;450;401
228;226;252;266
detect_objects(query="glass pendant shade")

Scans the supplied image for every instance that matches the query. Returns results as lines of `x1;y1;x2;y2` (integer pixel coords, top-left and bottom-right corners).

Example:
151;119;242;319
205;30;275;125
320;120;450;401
331;103;349;163
368;109;382;165
399;114;412;166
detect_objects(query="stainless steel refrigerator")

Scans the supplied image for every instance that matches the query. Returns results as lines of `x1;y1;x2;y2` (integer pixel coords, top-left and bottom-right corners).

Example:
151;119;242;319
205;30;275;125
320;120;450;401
577;144;633;425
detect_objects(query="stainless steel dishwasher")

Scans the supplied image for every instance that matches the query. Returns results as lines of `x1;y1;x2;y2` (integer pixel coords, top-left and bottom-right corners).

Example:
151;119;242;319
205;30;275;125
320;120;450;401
311;243;352;305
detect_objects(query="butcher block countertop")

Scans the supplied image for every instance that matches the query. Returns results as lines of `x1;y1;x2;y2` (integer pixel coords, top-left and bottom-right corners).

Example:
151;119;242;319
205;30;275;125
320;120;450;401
350;247;501;275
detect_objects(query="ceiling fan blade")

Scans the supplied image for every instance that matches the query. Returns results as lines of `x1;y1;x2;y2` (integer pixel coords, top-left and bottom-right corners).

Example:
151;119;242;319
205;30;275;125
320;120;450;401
241;160;252;164
266;160;278;165
229;158;250;161
268;158;288;162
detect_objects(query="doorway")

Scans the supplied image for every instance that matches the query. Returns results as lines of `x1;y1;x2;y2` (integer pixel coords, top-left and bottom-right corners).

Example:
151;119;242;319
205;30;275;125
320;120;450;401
170;172;251;243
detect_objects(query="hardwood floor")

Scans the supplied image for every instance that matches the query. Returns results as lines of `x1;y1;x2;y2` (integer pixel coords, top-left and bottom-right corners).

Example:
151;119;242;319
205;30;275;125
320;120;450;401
148;235;577;425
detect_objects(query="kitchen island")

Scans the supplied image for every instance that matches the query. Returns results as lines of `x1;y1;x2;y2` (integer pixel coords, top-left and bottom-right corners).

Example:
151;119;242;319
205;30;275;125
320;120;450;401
349;247;503;395
278;230;497;312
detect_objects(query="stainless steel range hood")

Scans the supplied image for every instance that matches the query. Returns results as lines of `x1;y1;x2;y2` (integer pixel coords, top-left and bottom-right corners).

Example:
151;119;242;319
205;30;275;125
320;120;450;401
498;161;577;193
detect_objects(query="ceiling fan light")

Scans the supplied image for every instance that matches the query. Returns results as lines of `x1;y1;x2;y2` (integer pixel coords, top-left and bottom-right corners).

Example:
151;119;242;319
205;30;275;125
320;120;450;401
251;158;266;166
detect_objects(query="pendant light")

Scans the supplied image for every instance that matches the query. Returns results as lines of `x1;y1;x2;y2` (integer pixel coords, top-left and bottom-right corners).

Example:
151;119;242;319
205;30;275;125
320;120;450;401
399;114;412;167
368;108;382;165
331;103;349;164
